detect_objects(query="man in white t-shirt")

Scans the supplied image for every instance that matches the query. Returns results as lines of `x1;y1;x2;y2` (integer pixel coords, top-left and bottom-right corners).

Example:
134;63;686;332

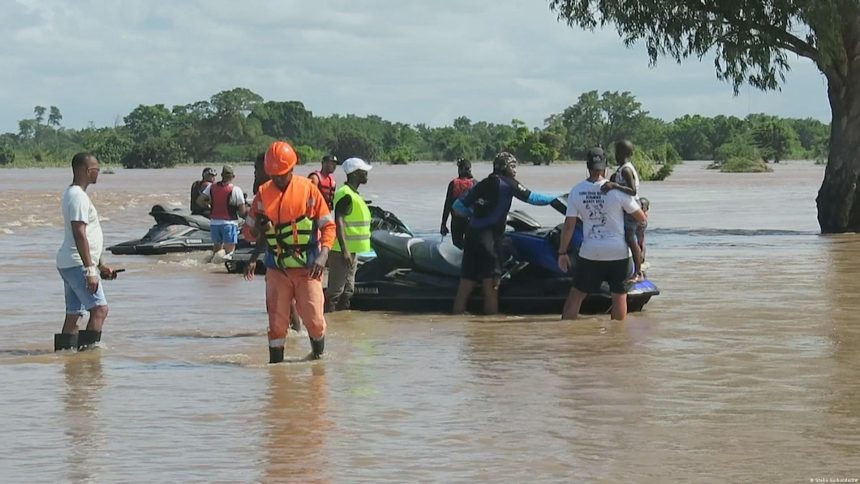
55;152;119;351
197;164;248;262
557;148;647;321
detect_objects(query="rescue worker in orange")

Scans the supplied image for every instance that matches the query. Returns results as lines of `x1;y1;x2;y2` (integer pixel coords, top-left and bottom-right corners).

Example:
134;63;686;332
244;141;335;363
308;155;338;209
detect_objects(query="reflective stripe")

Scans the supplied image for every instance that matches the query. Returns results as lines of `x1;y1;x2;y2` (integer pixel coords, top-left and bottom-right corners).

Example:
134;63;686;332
332;185;372;253
269;338;286;348
318;212;334;226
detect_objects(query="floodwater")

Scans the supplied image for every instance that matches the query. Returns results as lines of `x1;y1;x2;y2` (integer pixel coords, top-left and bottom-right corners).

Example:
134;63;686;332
0;161;858;482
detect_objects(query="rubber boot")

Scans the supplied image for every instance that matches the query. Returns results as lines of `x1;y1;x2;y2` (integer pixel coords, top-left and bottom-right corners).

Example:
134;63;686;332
54;333;78;352
269;346;284;364
309;336;325;360
77;330;101;351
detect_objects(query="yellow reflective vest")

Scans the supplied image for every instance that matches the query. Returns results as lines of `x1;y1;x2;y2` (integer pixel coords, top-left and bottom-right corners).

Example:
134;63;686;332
332;185;371;253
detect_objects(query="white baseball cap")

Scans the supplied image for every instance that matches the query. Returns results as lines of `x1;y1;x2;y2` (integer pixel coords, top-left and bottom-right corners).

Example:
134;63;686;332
342;157;373;175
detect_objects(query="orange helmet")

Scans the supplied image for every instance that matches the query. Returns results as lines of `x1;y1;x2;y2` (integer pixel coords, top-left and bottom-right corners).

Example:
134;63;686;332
264;141;298;176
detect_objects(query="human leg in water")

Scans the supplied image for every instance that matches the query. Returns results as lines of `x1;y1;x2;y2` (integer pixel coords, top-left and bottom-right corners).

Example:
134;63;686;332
55;314;81;351
291;269;327;359
482;277;500;315
561;287;588;320
453;279;477;314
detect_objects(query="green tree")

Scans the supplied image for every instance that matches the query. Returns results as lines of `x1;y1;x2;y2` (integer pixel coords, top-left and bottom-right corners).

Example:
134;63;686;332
209;87;264;143
33;106;46;125
124;104;172;142
749;116;801;163
0;144;14;165
81;127;132;166
249;100;313;141
560;90;603;154
549;0;860;232
121;137;186;169
48;106;63;128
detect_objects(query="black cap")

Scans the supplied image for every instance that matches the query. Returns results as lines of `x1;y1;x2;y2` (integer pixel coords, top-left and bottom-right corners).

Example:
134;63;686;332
586;148;606;170
323;155;338;163
202;167;217;177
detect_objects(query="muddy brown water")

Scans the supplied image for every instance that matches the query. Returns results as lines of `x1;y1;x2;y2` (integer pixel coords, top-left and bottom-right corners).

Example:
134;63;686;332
0;161;857;482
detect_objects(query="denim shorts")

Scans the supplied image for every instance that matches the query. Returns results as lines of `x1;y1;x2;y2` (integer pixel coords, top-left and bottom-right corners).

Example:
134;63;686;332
211;223;239;244
58;266;108;315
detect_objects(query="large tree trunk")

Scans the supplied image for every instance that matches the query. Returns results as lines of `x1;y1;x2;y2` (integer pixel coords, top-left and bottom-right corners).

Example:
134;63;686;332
817;17;860;233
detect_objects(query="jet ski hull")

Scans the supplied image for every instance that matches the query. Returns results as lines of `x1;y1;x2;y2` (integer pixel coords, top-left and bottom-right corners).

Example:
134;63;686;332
350;256;658;314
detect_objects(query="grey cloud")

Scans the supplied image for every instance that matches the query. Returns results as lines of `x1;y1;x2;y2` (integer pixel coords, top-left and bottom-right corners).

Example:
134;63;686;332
0;0;831;133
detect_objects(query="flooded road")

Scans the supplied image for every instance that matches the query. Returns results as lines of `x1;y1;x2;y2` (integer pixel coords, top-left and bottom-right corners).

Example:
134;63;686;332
1;161;858;481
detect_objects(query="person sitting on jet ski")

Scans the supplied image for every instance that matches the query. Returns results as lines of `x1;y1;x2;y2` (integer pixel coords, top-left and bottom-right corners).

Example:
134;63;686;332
190;167;216;216
451;151;565;315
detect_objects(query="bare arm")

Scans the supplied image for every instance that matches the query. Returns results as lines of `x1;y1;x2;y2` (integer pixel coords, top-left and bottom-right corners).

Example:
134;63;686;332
72;221;102;292
334;195;353;259
557;216;578;272
196;193;210;210
441;181;455;225
630;209;647;223
603;167;637;196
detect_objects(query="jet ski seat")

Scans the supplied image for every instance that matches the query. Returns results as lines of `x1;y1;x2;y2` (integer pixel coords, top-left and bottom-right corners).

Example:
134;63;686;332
409;239;462;277
150;204;211;231
370;230;462;277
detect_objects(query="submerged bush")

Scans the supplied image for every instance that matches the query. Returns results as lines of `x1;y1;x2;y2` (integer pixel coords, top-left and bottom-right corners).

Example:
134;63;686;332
121;137;186;169
387;145;415;165
720;157;773;173
0;144;14;165
294;144;324;165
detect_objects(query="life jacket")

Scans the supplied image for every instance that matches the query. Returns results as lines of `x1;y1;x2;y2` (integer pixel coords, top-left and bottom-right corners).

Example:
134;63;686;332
259;180;317;269
190;180;210;214
311;170;337;209
210;182;238;220
451;177;475;199
332;185;371;254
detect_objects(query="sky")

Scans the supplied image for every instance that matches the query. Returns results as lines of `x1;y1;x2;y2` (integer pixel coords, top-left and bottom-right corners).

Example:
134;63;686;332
0;0;831;134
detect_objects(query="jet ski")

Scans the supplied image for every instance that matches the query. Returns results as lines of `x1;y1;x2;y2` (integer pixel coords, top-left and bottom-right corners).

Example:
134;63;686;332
349;208;659;314
108;204;248;255
224;204;413;274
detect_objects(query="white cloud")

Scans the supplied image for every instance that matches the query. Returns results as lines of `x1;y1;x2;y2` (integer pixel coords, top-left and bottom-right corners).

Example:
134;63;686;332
0;0;832;134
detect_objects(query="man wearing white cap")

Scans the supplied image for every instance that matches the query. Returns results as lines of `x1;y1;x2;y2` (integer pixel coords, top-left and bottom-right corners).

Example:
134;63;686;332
326;157;373;312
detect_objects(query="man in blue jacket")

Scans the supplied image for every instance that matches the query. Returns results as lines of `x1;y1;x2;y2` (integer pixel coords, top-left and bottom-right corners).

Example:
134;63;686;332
452;152;564;314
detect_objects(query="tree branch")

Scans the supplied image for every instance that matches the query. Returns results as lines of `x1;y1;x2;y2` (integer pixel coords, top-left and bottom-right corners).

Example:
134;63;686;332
682;0;820;61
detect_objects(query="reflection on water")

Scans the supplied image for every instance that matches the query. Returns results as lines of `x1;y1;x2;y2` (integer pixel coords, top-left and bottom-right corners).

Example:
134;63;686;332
63;354;105;483
1;161;859;480
263;363;330;483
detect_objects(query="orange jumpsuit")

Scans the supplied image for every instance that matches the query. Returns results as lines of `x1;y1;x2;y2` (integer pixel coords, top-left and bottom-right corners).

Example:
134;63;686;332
251;177;335;347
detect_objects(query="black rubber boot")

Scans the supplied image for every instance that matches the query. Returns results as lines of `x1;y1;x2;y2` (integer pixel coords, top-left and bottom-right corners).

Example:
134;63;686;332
269;346;284;364
54;333;78;352
77;330;101;351
309;336;325;359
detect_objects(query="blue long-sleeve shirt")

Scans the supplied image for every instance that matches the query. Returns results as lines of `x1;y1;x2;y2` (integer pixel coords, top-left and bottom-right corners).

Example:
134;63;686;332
454;174;561;234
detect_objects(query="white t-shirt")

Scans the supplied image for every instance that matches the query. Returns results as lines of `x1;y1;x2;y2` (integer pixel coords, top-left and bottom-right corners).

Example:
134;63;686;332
202;183;245;225
566;178;641;261
56;185;103;269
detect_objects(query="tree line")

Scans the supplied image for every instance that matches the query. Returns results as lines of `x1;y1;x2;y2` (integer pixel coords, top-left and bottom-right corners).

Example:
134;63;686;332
0;87;828;180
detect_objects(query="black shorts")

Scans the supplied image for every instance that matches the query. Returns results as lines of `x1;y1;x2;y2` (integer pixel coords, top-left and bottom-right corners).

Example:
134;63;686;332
460;228;502;282
451;215;469;250
573;256;631;294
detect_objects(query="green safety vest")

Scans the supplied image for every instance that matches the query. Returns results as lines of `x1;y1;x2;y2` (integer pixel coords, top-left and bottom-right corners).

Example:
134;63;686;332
332;185;371;253
265;216;315;269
